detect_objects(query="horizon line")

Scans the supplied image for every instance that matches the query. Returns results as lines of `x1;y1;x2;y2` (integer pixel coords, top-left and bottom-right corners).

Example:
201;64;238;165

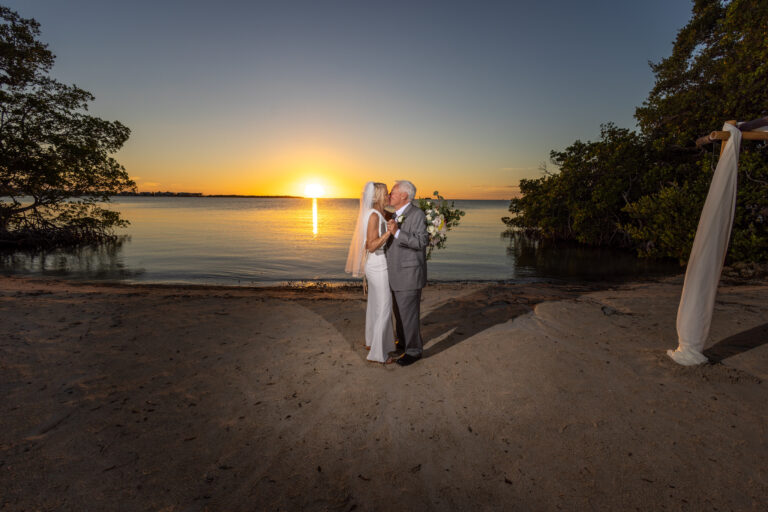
114;192;513;201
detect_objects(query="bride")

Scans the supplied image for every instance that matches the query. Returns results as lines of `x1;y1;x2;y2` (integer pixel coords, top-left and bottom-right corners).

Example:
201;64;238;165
345;182;396;363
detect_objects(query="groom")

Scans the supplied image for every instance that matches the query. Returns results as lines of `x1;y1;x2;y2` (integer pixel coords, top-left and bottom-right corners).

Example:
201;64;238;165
385;180;429;366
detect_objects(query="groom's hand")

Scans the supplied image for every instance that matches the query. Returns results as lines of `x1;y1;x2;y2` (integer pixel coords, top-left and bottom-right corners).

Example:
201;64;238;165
387;219;397;234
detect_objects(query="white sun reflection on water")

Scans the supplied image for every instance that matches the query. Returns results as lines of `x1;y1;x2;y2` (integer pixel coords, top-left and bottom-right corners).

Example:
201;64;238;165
312;198;318;236
304;184;324;237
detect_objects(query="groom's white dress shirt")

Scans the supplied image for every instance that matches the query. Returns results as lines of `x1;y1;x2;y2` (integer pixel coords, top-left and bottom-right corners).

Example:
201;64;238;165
393;203;410;239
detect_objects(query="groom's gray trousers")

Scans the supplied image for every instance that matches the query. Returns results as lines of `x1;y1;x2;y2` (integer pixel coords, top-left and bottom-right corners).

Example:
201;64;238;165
384;201;429;358
392;289;423;357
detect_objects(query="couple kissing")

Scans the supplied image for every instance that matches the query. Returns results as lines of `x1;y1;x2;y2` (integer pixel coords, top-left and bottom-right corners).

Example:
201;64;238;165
345;180;428;366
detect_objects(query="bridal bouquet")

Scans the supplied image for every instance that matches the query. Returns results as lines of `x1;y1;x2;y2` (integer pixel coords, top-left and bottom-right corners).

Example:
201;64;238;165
418;191;465;260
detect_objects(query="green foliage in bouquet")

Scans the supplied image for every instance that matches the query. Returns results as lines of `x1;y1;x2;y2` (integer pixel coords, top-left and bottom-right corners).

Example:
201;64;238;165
418;191;465;260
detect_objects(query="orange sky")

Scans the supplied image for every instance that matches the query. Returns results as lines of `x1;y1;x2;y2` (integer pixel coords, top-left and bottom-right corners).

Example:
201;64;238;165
120;136;528;199
20;0;691;200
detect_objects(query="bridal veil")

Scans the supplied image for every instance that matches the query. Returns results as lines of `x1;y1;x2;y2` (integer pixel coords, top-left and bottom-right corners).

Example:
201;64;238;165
345;181;375;277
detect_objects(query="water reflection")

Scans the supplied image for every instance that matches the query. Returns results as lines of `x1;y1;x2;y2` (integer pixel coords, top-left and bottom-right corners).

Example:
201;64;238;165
504;230;680;281
312;198;318;236
0;237;144;280
0;199;682;285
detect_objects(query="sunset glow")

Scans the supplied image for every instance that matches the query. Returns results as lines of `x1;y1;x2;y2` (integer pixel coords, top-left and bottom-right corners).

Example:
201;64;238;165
304;183;325;198
16;1;693;200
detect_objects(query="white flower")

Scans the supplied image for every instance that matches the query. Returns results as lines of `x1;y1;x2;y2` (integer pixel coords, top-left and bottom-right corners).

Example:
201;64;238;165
397;214;404;224
426;214;432;222
427;225;437;235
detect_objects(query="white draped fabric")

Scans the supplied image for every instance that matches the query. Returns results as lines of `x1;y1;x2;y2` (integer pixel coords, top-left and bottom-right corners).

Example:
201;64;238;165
668;123;742;365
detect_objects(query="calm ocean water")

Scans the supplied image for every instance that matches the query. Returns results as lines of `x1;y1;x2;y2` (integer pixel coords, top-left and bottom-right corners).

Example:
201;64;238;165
0;197;680;285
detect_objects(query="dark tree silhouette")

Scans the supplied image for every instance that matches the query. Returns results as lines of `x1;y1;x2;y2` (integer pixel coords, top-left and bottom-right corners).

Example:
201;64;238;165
0;6;134;248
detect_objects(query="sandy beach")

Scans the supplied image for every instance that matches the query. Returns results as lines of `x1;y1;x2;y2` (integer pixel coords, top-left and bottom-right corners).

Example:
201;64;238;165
1;274;767;511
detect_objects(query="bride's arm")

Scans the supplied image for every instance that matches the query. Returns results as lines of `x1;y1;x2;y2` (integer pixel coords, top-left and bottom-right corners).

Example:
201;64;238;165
365;214;390;252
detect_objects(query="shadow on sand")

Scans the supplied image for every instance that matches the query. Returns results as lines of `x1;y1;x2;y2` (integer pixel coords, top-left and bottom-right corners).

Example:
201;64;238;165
420;284;600;358
704;322;768;363
298;283;607;358
298;297;367;352
300;283;606;360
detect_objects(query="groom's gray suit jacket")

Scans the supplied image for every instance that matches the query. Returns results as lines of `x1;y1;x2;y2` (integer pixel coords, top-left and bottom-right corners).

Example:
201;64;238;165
385;201;428;291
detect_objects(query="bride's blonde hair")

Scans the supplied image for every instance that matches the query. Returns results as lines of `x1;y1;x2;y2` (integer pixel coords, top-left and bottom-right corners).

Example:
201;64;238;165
372;182;388;211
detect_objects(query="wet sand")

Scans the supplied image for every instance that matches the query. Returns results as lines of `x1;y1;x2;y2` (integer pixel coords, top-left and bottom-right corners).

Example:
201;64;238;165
1;275;766;510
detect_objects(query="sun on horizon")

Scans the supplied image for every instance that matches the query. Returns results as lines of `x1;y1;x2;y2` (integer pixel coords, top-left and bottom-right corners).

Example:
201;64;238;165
304;183;325;198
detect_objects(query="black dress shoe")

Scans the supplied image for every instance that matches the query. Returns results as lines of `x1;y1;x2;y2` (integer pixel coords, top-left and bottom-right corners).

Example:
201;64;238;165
396;353;421;366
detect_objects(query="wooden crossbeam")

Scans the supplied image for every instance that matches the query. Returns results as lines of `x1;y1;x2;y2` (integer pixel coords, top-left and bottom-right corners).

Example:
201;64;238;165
695;116;768;148
697;130;768;144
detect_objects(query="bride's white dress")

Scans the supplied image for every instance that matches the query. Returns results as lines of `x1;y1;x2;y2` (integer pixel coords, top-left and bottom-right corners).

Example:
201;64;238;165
365;209;395;362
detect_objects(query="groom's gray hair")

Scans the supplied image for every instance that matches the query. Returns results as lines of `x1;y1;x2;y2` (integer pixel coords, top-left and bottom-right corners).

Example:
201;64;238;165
395;180;416;201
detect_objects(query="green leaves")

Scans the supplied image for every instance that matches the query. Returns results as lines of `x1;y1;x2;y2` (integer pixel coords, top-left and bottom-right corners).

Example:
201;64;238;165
503;124;649;247
620;179;708;262
505;0;768;264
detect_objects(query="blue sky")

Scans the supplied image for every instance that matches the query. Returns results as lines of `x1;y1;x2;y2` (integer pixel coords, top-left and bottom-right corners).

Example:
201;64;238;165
5;0;694;197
